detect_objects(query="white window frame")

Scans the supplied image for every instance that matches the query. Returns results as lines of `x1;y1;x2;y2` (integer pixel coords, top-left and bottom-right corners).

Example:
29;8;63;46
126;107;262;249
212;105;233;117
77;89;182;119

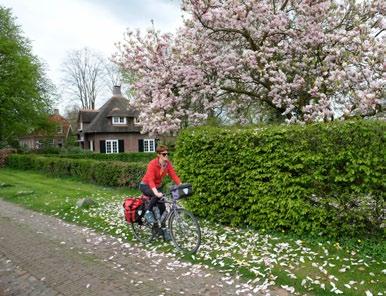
57;124;63;133
106;139;119;154
143;139;155;153
112;116;127;125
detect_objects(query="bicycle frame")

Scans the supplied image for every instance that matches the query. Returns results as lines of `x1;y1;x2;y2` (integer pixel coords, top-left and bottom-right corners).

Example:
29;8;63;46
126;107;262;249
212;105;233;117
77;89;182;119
131;188;201;254
155;193;181;226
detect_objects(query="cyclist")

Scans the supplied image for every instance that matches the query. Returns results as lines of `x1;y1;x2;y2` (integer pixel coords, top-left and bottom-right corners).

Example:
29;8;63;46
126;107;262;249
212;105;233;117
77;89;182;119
139;145;182;225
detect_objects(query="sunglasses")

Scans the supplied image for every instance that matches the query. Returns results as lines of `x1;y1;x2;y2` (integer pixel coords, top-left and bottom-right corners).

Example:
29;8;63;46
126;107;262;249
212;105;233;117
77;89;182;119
161;152;168;156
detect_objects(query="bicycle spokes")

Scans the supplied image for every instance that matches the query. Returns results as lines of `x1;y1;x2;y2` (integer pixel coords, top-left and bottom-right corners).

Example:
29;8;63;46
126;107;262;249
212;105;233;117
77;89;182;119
128;192;201;254
169;209;201;254
131;218;155;243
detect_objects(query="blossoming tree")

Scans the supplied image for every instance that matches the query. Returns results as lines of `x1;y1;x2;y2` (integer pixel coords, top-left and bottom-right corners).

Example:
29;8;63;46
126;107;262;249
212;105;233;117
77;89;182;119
114;0;385;135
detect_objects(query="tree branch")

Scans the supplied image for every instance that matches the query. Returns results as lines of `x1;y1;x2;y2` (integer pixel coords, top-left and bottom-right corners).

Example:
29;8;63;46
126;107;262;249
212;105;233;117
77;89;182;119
280;0;289;11
375;29;385;38
220;86;286;114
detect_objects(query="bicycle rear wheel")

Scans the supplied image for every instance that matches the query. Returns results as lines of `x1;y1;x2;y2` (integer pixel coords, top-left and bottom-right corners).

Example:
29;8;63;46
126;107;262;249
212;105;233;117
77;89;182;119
169;208;201;254
131;218;156;243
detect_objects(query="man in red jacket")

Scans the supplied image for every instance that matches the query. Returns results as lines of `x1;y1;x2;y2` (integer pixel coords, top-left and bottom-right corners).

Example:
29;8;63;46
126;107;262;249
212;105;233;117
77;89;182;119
139;145;181;224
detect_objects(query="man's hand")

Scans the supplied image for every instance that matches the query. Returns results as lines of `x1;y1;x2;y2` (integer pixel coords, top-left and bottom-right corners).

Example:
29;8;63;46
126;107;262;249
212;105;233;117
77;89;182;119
152;187;164;198
155;191;163;198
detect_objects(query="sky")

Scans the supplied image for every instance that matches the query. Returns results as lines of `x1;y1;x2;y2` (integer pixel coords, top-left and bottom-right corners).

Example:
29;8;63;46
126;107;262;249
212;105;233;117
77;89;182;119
0;0;184;112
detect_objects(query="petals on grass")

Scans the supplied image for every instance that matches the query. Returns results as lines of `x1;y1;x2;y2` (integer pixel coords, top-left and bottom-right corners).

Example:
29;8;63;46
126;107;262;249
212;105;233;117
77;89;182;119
281;285;295;293
58;198;382;296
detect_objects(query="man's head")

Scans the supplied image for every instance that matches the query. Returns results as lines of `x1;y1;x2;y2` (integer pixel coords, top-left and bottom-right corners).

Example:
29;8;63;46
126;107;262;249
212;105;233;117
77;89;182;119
156;145;168;159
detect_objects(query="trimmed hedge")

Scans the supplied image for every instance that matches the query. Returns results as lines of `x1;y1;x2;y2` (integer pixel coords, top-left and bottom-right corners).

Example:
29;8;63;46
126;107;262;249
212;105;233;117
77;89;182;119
174;120;385;238
41;152;157;163
6;154;146;188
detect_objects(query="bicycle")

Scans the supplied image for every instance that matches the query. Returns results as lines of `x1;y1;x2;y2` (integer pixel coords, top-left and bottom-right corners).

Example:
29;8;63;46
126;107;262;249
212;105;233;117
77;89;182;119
131;183;201;254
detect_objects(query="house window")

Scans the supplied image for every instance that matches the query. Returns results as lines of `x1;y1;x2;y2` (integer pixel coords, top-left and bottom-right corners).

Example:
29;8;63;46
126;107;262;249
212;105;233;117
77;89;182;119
112;116;127;125
56;125;63;133
106;140;119;154
143;139;155;152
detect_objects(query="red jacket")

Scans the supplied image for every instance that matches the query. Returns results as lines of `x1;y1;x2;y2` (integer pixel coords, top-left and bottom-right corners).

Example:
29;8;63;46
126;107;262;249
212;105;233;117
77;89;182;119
141;157;181;189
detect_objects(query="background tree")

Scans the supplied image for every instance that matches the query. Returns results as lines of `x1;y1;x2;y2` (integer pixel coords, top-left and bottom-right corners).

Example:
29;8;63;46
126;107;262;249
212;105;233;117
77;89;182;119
0;6;55;147
61;48;131;111
103;60;134;101
63;104;79;134
115;0;385;135
61;47;105;110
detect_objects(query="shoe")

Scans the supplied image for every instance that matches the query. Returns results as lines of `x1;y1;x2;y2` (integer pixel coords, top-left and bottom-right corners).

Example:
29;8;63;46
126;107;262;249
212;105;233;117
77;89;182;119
153;224;161;236
144;210;155;224
162;228;171;241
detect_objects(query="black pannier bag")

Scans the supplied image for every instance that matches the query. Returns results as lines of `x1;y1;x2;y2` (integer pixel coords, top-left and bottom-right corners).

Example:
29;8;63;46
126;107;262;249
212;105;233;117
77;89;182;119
171;183;193;200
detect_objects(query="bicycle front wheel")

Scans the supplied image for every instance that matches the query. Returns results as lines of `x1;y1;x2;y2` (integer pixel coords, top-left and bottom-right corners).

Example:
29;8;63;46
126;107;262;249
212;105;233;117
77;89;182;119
131;219;156;244
169;208;201;254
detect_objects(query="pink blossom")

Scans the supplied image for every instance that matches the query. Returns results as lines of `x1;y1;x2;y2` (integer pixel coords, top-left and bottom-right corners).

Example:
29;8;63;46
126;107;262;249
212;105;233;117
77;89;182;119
114;0;385;134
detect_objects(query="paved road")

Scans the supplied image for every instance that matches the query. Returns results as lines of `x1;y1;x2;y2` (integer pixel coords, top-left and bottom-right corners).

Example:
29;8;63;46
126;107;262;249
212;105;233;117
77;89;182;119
0;199;290;296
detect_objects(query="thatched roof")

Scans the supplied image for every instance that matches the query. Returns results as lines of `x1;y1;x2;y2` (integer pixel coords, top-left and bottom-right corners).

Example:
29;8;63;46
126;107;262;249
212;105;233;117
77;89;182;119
83;88;140;133
79;110;98;123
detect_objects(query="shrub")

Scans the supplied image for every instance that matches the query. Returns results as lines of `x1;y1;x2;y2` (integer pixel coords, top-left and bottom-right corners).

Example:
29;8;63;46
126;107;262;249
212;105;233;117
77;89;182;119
42;152;156;163
6;154;146;188
174;120;385;238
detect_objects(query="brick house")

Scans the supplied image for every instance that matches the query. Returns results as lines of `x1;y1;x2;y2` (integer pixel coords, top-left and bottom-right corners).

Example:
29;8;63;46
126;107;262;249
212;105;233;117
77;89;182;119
18;109;72;150
77;86;158;153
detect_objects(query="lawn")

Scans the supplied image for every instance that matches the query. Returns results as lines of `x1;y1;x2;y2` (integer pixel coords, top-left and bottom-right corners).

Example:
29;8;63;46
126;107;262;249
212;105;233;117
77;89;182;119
0;168;384;296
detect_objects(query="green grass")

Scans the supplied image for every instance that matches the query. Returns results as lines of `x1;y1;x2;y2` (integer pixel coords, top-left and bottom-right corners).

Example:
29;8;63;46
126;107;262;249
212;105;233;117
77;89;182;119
0;168;385;296
0;168;137;237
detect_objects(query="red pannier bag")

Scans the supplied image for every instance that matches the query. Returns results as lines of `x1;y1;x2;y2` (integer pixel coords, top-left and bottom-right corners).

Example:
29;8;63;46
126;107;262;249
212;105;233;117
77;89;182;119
123;197;143;223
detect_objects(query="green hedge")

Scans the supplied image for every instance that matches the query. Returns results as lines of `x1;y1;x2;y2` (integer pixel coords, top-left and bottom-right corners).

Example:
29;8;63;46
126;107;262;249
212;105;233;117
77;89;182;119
174;120;385;238
6;154;146;188
40;152;156;163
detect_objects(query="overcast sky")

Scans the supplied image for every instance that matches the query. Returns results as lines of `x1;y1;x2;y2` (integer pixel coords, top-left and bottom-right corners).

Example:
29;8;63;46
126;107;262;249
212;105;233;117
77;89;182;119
0;0;184;112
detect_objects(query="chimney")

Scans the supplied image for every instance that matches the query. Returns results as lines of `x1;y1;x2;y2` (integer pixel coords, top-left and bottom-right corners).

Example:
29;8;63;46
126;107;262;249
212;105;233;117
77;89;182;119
112;85;122;96
53;108;60;115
